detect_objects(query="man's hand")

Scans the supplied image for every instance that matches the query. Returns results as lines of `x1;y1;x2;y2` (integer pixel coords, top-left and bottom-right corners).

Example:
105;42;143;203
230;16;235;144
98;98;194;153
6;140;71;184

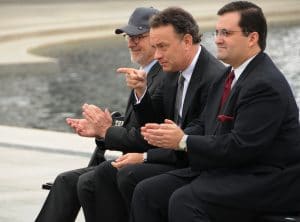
117;67;147;98
82;104;112;138
111;153;144;169
142;119;184;149
66;118;97;137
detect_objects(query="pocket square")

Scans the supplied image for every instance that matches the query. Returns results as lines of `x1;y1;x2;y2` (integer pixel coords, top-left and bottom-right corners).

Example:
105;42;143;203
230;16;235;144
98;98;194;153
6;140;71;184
217;115;234;123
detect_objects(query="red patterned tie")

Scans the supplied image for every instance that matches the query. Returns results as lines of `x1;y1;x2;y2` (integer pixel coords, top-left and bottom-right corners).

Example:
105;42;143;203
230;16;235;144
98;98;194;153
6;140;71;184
220;70;235;110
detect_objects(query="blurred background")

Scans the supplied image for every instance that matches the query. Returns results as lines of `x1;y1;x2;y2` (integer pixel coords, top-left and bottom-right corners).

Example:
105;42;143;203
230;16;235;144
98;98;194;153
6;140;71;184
0;0;299;132
0;1;299;221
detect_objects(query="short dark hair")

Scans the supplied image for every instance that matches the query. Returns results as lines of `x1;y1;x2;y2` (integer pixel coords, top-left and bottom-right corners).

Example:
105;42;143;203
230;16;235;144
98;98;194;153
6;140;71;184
218;1;267;51
150;7;202;44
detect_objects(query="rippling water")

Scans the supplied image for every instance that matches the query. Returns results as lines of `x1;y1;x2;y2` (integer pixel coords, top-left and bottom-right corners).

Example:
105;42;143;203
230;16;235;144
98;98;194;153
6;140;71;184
0;26;299;132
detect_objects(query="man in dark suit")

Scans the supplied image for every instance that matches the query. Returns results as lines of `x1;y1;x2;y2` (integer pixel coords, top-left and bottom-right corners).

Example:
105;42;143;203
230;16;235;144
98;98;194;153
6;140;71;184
135;1;300;222
76;7;225;222
35;7;165;222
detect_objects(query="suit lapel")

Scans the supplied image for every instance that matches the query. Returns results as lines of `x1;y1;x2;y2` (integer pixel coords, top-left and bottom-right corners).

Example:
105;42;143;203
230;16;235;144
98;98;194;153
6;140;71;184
181;47;207;125
221;52;265;114
123;91;134;125
167;72;180;119
146;62;160;90
124;61;161;125
212;52;266;134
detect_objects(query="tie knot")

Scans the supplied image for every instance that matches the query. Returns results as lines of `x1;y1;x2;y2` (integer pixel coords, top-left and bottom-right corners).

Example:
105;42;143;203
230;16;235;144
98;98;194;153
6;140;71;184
228;70;235;81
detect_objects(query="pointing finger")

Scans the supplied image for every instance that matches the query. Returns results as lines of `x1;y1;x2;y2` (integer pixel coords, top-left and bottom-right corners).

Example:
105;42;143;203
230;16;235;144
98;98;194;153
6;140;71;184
117;67;137;75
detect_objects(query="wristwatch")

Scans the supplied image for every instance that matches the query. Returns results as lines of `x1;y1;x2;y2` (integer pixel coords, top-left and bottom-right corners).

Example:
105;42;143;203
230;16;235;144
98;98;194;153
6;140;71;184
143;152;148;163
178;135;188;151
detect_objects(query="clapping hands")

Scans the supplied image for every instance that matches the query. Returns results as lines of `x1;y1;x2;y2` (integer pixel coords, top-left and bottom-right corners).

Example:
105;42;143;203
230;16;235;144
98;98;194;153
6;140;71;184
66;103;112;138
141;119;184;149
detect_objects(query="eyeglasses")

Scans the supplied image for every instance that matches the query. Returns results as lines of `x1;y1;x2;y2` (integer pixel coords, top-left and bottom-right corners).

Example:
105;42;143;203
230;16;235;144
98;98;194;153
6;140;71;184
214;29;248;38
123;34;149;43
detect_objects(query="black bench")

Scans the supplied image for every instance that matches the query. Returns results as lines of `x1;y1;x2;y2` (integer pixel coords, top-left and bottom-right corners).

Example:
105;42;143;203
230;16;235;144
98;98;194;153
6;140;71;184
259;213;300;222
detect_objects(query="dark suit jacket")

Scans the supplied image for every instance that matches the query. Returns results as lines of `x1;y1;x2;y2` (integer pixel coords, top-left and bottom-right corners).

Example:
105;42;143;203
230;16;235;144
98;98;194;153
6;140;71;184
103;46;225;166
180;52;300;212
124;62;164;130
131;46;225;166
101;61;165;152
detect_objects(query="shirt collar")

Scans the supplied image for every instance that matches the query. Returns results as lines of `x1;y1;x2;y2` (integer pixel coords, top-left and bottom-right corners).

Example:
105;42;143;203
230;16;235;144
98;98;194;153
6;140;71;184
181;45;201;82
232;54;258;83
141;60;157;75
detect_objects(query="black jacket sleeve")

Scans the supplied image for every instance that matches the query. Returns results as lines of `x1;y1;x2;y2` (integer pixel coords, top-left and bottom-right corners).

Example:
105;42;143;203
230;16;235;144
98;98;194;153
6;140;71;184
104;126;153;153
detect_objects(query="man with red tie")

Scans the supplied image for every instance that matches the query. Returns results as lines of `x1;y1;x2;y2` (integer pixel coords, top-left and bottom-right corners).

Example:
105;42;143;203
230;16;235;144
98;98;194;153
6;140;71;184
133;1;300;222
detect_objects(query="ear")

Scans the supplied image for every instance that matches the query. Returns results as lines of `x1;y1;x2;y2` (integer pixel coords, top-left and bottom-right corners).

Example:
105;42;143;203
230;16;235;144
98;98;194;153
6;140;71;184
248;31;259;48
182;34;193;49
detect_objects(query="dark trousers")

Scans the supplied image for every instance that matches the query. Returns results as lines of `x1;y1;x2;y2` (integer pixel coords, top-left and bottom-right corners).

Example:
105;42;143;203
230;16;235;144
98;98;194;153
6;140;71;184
78;161;127;222
117;162;178;213
130;173;257;222
77;161;177;222
35;167;94;222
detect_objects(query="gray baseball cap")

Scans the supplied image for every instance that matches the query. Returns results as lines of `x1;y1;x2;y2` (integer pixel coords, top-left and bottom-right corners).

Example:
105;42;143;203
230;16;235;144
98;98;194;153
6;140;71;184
115;7;159;36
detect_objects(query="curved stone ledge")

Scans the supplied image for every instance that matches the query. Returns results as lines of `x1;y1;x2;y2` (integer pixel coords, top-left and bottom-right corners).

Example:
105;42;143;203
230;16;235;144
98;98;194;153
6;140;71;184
0;0;299;70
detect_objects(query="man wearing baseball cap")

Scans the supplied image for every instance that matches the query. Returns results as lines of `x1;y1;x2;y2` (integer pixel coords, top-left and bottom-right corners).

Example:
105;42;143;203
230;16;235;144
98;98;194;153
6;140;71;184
78;5;225;222
35;7;163;222
115;7;159;35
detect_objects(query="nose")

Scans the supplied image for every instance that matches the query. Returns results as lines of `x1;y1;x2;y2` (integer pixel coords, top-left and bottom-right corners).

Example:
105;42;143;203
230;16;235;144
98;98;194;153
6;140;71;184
154;49;162;60
214;34;223;45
